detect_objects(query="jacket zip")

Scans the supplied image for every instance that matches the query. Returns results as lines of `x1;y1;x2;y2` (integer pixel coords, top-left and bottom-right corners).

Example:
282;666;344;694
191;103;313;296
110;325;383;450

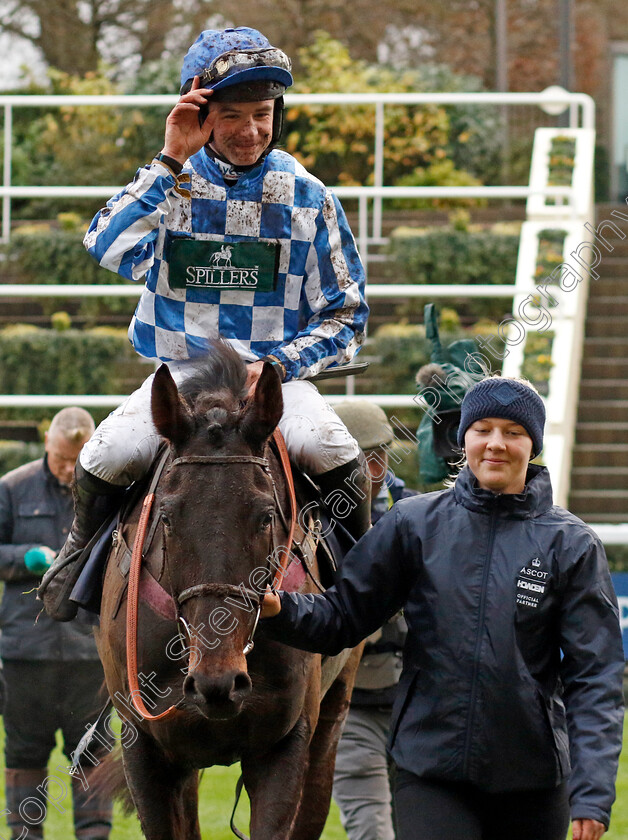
462;505;498;778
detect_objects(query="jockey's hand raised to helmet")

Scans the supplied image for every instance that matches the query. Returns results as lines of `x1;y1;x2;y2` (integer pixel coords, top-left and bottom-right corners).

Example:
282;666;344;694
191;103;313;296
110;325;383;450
161;76;215;166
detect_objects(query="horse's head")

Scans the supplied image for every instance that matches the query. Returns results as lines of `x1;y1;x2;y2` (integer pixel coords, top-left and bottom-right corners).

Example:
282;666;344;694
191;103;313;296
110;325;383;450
151;344;283;720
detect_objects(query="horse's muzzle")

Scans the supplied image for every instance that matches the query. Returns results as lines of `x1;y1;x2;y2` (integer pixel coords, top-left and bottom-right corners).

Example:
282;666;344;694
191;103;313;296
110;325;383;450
183;669;253;720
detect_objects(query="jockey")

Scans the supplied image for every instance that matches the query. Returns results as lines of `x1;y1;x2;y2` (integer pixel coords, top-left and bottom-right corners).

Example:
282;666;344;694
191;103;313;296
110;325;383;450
39;27;370;622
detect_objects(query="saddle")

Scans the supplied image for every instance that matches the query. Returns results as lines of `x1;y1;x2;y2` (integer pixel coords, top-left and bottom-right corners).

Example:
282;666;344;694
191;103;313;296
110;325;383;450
70;433;352;623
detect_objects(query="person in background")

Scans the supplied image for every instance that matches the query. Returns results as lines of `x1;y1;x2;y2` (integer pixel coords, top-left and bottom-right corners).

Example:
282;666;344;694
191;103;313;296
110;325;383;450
331;400;416;840
39;26;369;623
262;376;624;840
0;408;113;840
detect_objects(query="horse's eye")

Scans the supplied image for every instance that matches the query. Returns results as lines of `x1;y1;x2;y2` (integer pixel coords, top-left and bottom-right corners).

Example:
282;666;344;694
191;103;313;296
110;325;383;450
161;513;172;528
260;511;274;531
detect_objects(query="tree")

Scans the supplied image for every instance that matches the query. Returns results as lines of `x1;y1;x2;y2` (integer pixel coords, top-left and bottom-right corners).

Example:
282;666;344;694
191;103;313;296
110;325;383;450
1;0;618;95
201;0;419;70
0;0;217;78
283;32;484;192
385;0;610;96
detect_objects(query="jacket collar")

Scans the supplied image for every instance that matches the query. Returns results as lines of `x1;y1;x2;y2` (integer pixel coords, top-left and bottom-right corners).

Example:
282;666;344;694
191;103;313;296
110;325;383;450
189;147;268;187
453;463;553;519
43;454;71;495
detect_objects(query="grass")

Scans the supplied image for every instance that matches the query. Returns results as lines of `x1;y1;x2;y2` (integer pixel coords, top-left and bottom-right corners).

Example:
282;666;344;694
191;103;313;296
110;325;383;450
0;721;346;839
2;718;628;839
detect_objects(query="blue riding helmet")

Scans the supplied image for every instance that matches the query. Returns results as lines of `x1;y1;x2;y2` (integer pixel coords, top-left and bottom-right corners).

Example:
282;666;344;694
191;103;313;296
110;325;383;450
180;28;293;154
180;27;293;95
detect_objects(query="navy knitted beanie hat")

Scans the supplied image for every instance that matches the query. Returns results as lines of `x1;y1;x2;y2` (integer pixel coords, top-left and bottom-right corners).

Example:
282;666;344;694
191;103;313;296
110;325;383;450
456;378;546;457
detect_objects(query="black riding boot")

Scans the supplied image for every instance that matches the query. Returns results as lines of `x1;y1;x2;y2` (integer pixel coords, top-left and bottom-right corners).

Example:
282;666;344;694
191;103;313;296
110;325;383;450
38;463;125;622
314;456;371;543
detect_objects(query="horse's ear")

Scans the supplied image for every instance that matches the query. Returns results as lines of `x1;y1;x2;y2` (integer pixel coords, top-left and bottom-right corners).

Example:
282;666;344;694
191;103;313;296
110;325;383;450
151;364;194;447
240;362;283;448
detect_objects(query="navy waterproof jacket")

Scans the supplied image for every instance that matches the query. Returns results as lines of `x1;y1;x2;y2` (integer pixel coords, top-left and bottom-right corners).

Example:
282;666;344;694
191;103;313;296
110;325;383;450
0;458;100;661
264;464;625;827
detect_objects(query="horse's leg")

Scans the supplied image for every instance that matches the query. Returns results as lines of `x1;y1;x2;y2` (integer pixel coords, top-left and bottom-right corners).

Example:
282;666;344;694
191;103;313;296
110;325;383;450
122;727;201;840
241;712;317;840
290;647;363;840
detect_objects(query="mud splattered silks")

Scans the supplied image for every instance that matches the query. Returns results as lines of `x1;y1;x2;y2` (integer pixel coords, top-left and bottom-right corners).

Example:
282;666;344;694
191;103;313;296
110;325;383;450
84;148;368;381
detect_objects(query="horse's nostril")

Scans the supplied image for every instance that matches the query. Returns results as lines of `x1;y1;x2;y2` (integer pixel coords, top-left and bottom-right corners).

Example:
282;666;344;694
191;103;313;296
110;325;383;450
183;670;251;712
232;672;252;697
183;673;197;698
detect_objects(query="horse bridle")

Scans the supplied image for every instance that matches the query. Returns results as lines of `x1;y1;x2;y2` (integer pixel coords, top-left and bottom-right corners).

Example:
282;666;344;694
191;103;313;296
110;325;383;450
167;453;273;662
126;431;297;722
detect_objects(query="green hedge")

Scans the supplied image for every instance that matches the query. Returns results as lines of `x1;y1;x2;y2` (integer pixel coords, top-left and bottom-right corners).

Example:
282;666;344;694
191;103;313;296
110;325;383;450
0;326;139;394
387;227;520;286
6;225;106;287
2;224;137;322
0;326;147;422
0;441;45;476
366;323;469;394
606;545;628;573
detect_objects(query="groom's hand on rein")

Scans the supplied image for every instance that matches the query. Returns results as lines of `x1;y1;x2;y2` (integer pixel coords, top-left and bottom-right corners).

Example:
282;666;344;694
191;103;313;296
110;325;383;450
261;586;281;618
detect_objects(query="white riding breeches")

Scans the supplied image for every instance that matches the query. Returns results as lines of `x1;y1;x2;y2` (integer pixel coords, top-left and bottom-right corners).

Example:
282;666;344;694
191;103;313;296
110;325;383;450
79;362;359;486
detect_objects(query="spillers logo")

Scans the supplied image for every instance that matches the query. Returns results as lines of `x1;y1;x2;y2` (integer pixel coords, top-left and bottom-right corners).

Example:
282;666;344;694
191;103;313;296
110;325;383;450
186;246;260;288
169;240;279;293
516;558;550;609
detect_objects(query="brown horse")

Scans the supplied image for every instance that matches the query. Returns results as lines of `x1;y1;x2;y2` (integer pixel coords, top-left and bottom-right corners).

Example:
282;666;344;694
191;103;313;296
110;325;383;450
96;343;362;840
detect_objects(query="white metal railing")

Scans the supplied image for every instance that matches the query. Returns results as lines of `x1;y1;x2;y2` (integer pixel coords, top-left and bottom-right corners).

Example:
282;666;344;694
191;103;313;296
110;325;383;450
0;183;574;273
0;282;535;299
2;89;592;244
502;128;596;507
0;91;601;511
591;525;628;545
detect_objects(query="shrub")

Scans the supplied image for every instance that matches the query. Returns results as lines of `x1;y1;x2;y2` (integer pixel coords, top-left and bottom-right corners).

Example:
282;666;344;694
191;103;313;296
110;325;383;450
0;442;45;476
364;321;489;395
385;224;519;323
2;223;137;323
605;545;628;572
387;226;520;286
534;229;567;287
521;331;554;395
284;32;480;193
0;326;147;422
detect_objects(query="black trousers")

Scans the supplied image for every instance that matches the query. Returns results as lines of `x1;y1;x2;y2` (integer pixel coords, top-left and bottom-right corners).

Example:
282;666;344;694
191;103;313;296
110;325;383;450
394;770;571;840
2;659;110;768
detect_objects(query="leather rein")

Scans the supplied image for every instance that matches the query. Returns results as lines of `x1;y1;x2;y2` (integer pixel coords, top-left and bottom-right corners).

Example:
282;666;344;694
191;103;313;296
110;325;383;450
126;429;297;722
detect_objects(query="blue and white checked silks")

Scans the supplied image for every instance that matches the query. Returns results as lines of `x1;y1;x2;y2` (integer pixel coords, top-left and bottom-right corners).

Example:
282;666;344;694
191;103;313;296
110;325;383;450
84;149;368;381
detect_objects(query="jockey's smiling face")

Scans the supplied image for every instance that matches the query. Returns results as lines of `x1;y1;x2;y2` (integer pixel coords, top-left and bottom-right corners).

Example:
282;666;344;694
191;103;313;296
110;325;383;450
209;100;274;166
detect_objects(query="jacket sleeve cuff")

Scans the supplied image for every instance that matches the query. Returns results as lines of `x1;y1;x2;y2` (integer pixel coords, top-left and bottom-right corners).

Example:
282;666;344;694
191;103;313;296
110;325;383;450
0;544;41;581
152;154;184;176
261;355;287;382
570;805;610;829
265;348;299;382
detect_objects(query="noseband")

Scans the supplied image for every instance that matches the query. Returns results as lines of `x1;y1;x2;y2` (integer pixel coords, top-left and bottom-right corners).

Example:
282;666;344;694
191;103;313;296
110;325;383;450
126;433;296;722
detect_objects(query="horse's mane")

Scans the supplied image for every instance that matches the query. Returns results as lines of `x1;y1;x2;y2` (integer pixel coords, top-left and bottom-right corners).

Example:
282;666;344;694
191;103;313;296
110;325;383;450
178;341;248;414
